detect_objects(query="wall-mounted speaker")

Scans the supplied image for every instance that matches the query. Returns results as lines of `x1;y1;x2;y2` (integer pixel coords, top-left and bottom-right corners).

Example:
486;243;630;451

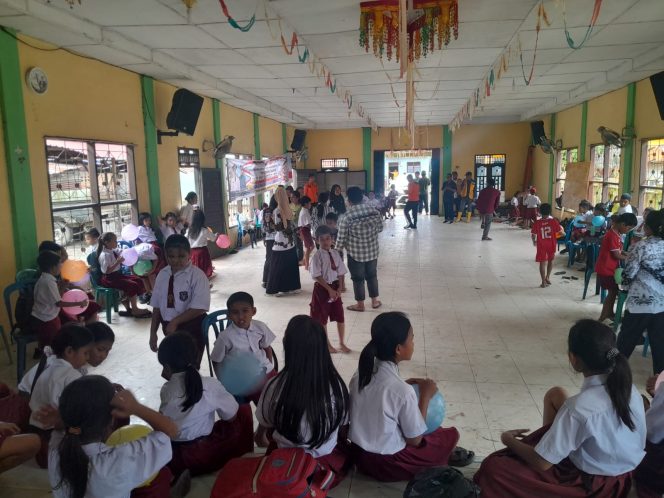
650;71;664;121
530;120;546;145
291;129;307;151
166;89;204;135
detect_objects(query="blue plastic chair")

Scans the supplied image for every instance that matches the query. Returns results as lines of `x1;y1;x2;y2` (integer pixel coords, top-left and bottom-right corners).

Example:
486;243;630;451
582;243;606;301
201;310;230;376
3;280;38;381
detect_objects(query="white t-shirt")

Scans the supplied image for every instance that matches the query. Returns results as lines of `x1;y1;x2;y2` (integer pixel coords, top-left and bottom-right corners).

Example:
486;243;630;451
535;374;646;476
160;373;238;441
309;248;347;284
160;224;181;241
180;204;196;226
524;194;541;208
272;208;294;252
29;358;83;429
210;319;275;373
349;361;427;455
31;273;61;322
647;382;664;444
98;248;122;275
617;204;633;214
298;207;312;228
149;263;210;322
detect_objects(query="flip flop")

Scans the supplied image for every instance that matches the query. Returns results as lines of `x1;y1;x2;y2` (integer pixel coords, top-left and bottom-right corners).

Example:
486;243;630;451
554;271;566;275
448;447;475;467
346;305;365;312
118;311;132;317
372;301;382;309
132;311;152;319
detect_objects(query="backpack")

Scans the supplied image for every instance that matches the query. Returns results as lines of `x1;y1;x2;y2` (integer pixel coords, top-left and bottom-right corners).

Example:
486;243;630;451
211;448;334;498
403;467;480;498
14;281;36;330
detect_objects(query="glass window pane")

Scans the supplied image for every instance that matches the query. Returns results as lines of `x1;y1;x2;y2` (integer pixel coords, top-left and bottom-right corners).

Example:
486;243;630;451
607;145;621;182
95;143;131;202
101;203;134;237
47;139;92;209
591;145;605;181
640;188;663;210
590;183;603;205
52;206;94;261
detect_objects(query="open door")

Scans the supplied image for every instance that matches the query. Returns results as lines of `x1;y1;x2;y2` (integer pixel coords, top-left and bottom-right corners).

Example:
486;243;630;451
430;148;441;215
373;150;385;194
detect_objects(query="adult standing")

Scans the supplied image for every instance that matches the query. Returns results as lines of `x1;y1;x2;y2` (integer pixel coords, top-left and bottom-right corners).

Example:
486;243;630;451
442;174;457;223
261;197;277;288
303;173;319;204
336;187;383;312
404;174;420;230
418;171;431;215
452;171;461;219
456;172;475;223
476;179;501;241
329;184;347;216
266;187;301;297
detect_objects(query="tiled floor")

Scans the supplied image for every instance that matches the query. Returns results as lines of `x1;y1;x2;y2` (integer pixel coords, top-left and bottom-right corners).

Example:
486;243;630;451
0;214;652;497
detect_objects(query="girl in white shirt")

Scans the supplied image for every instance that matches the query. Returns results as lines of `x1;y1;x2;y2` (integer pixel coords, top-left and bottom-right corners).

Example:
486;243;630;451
137;212;166;278
475;319;647;497
49;375;181;498
349;312;469;482
180;191;198;228
186;210;217;279
635;374;664;497
160;212;183;242
255;315;350;488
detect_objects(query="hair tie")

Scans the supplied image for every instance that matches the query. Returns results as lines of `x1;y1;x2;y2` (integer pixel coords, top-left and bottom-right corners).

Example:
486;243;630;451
67;427;82;436
606;348;619;361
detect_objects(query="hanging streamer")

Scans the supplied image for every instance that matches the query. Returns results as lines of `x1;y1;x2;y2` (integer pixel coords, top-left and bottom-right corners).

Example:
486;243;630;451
218;0;257;32
519;2;550;86
281;31;298;55
562;0;602;49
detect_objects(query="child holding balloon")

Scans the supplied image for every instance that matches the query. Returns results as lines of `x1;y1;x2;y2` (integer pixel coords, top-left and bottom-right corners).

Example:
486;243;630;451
158;332;253;478
136;212;166;276
349;312;472;482
51;244;101;325
187;210;217;278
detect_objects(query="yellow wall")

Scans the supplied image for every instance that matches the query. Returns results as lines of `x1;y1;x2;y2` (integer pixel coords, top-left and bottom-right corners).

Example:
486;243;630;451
0;102;16;328
634;78;664;191
306;128;364;169
220;103;254;156
372;126;443;151
259;117;284;157
586;87;627;160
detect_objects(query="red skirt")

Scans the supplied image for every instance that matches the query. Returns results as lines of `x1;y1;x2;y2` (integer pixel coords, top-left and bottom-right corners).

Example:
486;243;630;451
161;313;207;368
0;384;31;431
30;315;61;349
635;440;664;498
130;466;173;498
168;404;254;478
353;426;460;482
190;247;213;278
299;226;314;250
310;281;344;325
60;292;102;324
101;272;145;297
150;242;167;275
526;207;539;221
511;206;521;218
473;425;633;498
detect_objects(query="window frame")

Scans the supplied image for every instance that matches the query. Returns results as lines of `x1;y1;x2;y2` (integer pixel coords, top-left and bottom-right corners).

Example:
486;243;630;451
554;147;578;199
473;153;506;194
589;144;621;205
639;138;664;210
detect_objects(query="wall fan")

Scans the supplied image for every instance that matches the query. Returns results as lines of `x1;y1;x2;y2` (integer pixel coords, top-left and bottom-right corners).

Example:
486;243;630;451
203;136;235;159
597;126;635;148
540;137;563;155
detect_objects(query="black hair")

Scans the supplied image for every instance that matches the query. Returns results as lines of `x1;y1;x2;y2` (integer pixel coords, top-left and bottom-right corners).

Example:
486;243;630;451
96;232;117;260
328;185;346;214
291;190;300;200
37;250;62;272
465;171;472;176
86;322;115;344
138;212;152;225
568;320;635;430
540;203;552;216
645;208;664;238
164;234;191;253
359;312;411;390
157;332;202;412
325;212;338;222
347;186;363;205
447;174;452;178
262;315;348;450
227;291;254;309
315;192;330;220
285;185;294;192
39;240;63;254
185;191;197;203
315;225;333;238
188;210;206;240
300;196;311;206
56;375;116;498
614;212;637;227
163;211;178;221
594;203;607;215
84;228;100;239
579;200;592;209
269;196;278;210
51;324;94;358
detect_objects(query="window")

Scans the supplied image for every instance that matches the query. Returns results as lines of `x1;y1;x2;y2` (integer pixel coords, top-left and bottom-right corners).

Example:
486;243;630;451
46;138;137;261
225;153;253;227
321;158;349;171
589;144;621;205
555;148;578;198
639;138;664;210
474;154;506;193
178;147;201;209
406;161;421;173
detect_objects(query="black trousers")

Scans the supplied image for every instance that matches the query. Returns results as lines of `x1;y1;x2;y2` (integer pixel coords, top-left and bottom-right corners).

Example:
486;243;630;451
443;196;455;221
262;240;274;284
404;201;419;227
617;310;664;374
419;194;429;214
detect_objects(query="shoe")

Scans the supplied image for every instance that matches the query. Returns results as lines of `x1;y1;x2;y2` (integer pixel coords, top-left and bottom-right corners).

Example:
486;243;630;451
287;289;302;295
261;282;266;288
404;225;412;229
560;248;569;254
411;225;417;229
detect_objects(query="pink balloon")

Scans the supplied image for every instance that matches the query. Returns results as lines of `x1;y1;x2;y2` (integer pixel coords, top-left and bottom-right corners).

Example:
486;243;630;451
216;234;231;249
121;247;139;266
62;289;88;317
121;224;140;242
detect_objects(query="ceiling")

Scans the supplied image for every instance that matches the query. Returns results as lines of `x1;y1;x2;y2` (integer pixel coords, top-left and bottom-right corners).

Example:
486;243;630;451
1;0;663;129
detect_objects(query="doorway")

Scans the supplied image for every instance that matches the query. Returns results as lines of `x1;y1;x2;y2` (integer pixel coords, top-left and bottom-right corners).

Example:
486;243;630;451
474;154;506;194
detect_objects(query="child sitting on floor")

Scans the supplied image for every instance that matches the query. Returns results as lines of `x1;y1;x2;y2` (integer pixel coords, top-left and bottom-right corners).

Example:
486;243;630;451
531;203;564;288
0;420;39;475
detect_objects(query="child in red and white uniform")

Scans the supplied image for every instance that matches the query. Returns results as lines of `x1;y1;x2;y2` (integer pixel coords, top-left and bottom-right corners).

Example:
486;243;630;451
531;203;564;288
523;187;541;229
186;210;217;278
298;196;314;270
309;226;350;354
137;212;166;277
160;212;183;241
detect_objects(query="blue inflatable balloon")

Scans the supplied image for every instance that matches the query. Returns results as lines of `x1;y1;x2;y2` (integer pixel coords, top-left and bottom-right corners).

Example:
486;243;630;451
572;215;585;228
217;351;266;396
592;215;606;227
412;384;446;435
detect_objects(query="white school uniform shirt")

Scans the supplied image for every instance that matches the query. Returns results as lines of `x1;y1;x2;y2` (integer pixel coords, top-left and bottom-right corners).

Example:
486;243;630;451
98;248;122;275
310;248;347;284
137;225;157;243
160;373;238;442
180;203;196;226
511;196;519;207
48;429;172;498
535;374;646;476
256;375;344;458
524;194;541;208
161;223;180;241
210;319;276;373
349;360;427;455
149;263;210;322
31;272;61;322
187;228;216;249
29;358;83;429
298;207;312;228
647;383;664;444
617;204;633;215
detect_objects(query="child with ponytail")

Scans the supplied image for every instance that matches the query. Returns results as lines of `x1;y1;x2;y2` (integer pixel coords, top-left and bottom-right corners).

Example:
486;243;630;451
349;312;471;482
49;375;181;498
158;332;253;478
475;319;647;497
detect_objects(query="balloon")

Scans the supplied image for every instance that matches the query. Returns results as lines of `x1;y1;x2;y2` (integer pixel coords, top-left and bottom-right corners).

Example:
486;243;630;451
592;215;606;228
614;267;623;285
133;259;153;276
217;351;266;396
572;215;585;228
72;273;90;286
121;248;139;267
412;384;446;435
216;234;231;249
106;425;158;487
62;289;88;317
121;224;140;242
61;260;88;282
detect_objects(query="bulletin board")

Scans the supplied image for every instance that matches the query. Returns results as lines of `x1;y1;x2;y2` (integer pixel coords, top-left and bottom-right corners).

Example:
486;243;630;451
561;161;591;212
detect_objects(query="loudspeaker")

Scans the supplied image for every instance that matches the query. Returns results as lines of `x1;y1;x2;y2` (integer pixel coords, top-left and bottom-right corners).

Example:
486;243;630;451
530;121;546;145
166;89;204;135
650;71;664;120
291;129;307;151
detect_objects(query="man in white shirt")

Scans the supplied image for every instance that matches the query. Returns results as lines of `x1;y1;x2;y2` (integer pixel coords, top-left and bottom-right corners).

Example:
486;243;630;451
617;193;634;214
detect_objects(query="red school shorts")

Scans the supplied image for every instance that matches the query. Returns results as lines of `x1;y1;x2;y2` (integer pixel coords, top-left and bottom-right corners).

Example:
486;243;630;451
598;274;618;292
310;281;344;326
535;242;556;262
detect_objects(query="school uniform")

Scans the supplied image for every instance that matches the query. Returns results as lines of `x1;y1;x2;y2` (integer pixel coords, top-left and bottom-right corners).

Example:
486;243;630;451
211;319;276;404
309;248;346;326
524;194;541;221
510;196;520;219
160;223;182;242
474;374;646;497
180;203;196;226
531;216;562;262
349;361;459;482
0;382;31;432
298;207;314;250
150;263;210;364
48;429;173;498
187;229;216;278
635;383;664;498
595;227;622;292
30;273;62;348
99;248;146;297
266;208;301;295
161;374;253;477
137;226;166;274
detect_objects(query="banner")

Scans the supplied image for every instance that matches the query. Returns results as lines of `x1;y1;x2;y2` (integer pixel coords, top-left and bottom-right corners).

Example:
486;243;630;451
226;155;292;202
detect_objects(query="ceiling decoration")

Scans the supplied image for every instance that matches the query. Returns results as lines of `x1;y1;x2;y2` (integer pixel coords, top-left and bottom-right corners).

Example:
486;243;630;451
218;0;257;32
562;0;602;49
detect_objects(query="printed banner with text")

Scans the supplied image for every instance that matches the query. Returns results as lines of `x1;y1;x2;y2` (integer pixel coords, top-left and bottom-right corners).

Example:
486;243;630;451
226;156;292;202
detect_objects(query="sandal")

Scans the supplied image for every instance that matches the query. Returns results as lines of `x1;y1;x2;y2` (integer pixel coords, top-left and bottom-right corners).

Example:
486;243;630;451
372;301;382;309
448;446;475;467
346;304;365;312
118;311;132;317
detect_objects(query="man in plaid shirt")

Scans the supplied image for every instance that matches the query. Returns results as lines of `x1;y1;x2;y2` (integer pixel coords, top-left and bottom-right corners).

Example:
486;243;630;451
336;186;383;312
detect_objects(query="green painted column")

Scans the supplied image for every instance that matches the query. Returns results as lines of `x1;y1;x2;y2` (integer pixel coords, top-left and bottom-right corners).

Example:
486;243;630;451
579;101;588;162
212;99;228;232
548;113;557;204
253;113;263;206
281;123;288;154
622;83;636;193
362;127;372;189
0;28;38;269
140;76;161;217
442;125;452;217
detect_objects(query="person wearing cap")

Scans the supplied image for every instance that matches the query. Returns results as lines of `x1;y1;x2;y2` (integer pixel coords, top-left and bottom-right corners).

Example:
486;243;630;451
617;193;633;215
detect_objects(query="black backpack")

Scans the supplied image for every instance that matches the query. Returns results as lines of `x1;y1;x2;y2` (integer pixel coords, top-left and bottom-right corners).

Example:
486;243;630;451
14;281;36;330
403;467;480;498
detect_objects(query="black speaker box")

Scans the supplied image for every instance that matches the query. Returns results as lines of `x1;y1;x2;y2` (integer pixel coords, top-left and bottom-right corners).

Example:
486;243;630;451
650;71;664;121
166;89;204;135
530;121;546;145
291;129;307;151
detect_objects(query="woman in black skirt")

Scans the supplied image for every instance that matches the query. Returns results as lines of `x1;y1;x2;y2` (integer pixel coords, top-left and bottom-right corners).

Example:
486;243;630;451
266;187;301;296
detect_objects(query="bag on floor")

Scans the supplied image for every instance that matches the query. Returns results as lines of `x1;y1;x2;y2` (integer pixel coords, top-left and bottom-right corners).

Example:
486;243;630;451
211;447;333;498
403;466;480;498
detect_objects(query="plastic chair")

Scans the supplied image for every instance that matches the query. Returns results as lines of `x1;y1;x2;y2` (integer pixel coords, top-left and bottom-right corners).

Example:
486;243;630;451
3;280;38;381
582;243;600;300
643;336;650;357
87;252;121;323
16;268;39;282
0;324;10;364
613;290;629;332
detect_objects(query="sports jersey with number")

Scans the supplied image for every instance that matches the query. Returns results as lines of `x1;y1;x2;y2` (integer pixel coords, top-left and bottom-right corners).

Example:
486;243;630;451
532;217;561;252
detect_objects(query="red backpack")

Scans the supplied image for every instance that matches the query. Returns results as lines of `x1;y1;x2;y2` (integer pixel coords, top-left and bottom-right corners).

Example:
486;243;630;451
211;448;334;498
